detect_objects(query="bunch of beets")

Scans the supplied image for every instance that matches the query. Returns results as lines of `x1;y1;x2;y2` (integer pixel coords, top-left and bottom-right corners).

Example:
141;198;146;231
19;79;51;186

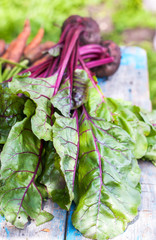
1;15;155;240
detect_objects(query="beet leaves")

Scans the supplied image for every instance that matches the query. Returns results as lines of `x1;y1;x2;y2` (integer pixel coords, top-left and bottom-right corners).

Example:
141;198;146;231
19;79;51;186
0;15;156;240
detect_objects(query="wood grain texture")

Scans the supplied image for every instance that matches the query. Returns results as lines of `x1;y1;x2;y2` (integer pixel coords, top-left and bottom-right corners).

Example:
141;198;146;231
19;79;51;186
0;200;67;240
98;46;151;111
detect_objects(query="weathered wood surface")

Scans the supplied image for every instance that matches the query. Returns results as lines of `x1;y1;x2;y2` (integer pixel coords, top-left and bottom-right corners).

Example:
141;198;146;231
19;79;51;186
98;46;151;111
0;46;156;240
0;201;67;240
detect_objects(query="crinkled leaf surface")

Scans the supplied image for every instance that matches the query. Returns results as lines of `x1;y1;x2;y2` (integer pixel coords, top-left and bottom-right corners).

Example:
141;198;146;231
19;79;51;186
51;69;89;117
144;136;156;166
9;74;58;141
86;82;149;159
35;210;54;226
0;85;25;144
105;98;150;159
140;110;156;131
52;113;79;209
85;82;112;122
0;113;53;228
48;45;61;57
39;141;71;210
72;106;141;240
140;110;156;166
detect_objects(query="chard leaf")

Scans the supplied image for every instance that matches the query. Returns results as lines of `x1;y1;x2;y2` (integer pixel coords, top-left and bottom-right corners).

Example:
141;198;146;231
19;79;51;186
72;106;141;240
35;210;54;226
140;110;156;131
140;110;156;166
85;82;112;122
86;81;149;159
0;85;25;144
39;141;71;210
144;136;156;166
9;74;58;141
52;112;79;209
105;98;150;159
51;69;89;117
48;45;61;57
0;114;53;228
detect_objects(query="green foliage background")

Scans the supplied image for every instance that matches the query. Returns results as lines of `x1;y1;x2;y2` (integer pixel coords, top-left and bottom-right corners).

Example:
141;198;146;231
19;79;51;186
0;0;156;108
0;0;101;43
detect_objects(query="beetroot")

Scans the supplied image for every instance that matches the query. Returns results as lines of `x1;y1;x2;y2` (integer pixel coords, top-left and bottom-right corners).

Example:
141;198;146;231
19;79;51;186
92;40;121;77
7;16;119;91
61;15;101;46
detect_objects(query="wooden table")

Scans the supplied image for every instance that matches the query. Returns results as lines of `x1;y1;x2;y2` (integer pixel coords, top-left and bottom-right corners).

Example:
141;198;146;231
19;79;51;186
0;47;156;240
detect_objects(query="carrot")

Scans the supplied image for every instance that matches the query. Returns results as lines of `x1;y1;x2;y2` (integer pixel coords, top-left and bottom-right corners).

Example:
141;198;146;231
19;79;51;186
25;41;55;63
0;40;5;56
6;19;31;66
24;28;44;55
31;54;51;66
1;40;16;60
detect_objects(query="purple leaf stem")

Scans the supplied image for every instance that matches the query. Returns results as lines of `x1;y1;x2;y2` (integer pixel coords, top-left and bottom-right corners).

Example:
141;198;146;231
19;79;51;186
82;105;102;219
72;110;79;191
17;140;43;216
79;55;106;102
86;57;114;68
54;27;84;95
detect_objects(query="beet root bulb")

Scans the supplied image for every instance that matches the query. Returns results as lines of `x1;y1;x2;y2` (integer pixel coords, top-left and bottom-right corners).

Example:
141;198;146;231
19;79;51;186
92;40;121;78
61;15;101;46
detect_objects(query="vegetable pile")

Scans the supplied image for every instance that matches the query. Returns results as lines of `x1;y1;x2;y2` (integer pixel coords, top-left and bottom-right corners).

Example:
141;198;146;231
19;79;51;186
0;19;55;82
0;15;156;240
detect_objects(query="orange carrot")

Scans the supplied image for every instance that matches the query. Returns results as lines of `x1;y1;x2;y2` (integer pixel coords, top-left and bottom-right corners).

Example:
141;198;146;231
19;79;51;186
6;19;31;66
1;40;16;60
31;54;51;66
24;28;44;55
0;40;5;56
25;41;55;63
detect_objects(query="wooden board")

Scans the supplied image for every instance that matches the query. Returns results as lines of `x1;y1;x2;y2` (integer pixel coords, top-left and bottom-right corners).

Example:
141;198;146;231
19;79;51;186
0;201;67;240
0;46;156;240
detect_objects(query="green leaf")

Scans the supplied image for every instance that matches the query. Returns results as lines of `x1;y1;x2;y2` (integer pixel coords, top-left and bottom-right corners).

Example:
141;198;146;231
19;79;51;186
0;115;53;228
9;74;58;141
48;45;61;57
23;99;36;118
144;137;156;166
52;113;79;209
140;110;156;165
39;141;71;210
140;110;156;131
105;98;150;159
0;85;25;144
72;105;141;240
36;210;54;226
85;82;112;122
86;82;149;159
51;69;89;117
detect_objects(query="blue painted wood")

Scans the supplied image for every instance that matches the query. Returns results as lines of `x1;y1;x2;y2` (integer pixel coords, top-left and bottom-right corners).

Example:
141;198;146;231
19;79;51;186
97;46;151;111
0;200;67;240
